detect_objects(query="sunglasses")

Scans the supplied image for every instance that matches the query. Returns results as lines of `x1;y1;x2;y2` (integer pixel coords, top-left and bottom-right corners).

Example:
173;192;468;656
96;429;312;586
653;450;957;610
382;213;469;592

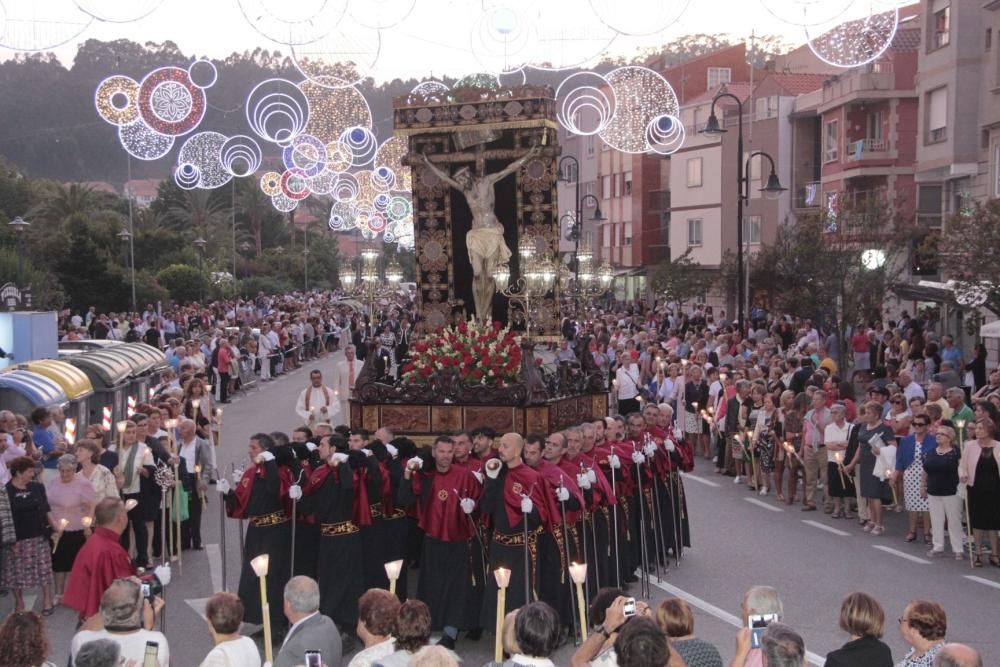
913;422;929;427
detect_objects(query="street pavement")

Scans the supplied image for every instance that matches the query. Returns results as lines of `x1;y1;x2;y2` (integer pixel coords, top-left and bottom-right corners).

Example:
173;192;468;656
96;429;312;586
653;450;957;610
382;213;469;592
8;349;1000;666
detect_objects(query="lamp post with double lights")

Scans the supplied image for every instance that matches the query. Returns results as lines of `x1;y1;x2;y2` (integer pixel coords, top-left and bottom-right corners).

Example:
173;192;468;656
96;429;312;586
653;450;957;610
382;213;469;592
494;236;557;339
6;216;31;310
194;237;208;303
700;94;786;333
338;242;404;320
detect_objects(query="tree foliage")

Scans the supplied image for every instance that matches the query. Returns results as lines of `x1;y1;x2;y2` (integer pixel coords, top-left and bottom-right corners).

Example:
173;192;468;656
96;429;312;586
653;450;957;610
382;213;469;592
156;264;207;304
943;199;1000;316
650;248;715;311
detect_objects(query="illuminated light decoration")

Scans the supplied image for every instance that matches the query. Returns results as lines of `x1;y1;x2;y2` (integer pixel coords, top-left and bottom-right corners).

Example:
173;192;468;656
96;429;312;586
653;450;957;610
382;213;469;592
328;201;356;230
282;134;327;177
371;166;396;192
339;126;378;168
118;118;175;160
498;68;528;88
292;19;382;90
300;79;371;145
270;192;299;213
645;114;686;155
350;0;416;28
307;169;339;195
389;219;415;249
333;172;360;203
95;75;140;126
260;171;283;197
528;1;617;71
599;66;679;154
383;229;396;244
367;212;388;234
410;80;450;97
74;0;164;23
471;3;537;74
373;192;392;211
174;162;201;190
246;78;310;146
0;0;92;52
235;0;349;46
137;66;207;137
360;227;377;240
374;136;411;190
280;168;311;201
386;196;412;221
805;6;899;68
353;201;376;230
587;0;690;36
454;73;501;90
326;140;354;172
555;71;616;136
354;170;380;205
177;131;231;189
760;0;856;28
220;135;263;177
187;59;218;89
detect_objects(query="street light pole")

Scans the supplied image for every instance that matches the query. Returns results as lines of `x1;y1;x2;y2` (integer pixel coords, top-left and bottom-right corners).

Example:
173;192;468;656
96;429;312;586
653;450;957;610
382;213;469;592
8;216;29;289
194;237;207;303
126;156;137;314
557;155;607;316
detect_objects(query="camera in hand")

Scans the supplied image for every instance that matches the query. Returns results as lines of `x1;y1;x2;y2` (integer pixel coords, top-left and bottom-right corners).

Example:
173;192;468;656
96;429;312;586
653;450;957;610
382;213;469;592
623;597;637;618
305;649;322;667
748;613;779;649
138;574;163;599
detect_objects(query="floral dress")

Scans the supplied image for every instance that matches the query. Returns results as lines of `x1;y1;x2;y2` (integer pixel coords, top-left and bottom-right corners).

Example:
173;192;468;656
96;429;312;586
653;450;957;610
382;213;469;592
903;443;931;512
752;408;776;473
896;642;943;667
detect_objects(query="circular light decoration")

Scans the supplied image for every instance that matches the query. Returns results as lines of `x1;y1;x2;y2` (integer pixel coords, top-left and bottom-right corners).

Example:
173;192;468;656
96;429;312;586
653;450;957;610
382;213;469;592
333;172;360;202
453;72;501;91
281;168;311;201
187;59;217;89
326;140;354;172
236;0;349;46
599;66;679;154
386;196;412;221
220;135;263;177
95;75;140;126
373;192;392;211
349;0;416;29
371;166;396;192
374;136;411;190
760;0;856;28
300;79;371;145
555;71;616;136
137;66;207;137
805;6;899;68
367;212;388;234
270;192;299;213
339;126;378;168
646;114;686;155
0;0;92;52
360;226;377;240
174;162;201;190
292;19;382;90
471;3;537;73
74;0;164;23
246;78;310;146
260;171;283;196
860;248;886;271
353;201;376;230
954;283;989;309
178;131;231;189
328;201;356;230
118;119;175;160
308;169;339;195
529;1;618;71
282;134;328;177
410;80;450;97
588;0;690;36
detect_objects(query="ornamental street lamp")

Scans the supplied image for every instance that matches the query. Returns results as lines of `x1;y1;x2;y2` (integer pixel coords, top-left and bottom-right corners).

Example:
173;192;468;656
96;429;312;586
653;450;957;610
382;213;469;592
9;216;29;288
557;155;613;316
339;241;403;320
194;237;207;302
495;235;557;339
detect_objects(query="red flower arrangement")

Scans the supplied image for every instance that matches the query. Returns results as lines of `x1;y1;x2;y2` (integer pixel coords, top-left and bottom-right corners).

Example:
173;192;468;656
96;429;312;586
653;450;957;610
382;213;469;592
401;319;523;386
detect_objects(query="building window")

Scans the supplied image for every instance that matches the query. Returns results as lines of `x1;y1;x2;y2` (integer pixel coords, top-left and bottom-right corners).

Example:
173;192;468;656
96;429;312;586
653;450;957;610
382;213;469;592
707;67;732;88
613;173;621;198
624;171;633;195
995;145;1000;198
867;110;884;143
602;224;611;247
601;175;611;199
917;184;943;229
586;135;595;156
686;157;703;187
624;222;633;246
926;87;947;144
687;218;703;247
584;181;596;202
932;5;950;49
746;215;762;245
824;120;839;162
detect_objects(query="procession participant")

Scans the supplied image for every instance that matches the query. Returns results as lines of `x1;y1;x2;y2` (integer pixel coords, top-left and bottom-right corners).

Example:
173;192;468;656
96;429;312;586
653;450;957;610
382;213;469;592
291;427;312;444
470;427;497;464
564;425;616;594
290;437;320;580
625;413;658;568
347;428;388;591
479;433;549;631
110;420;155;569
333;345;359;424
176;418;212;551
299;434;360;634
594;417;636;582
295;370;338;427
456;427;493;640
655;405;692;557
368;437;408;597
397;435;482;650
218;433;294;636
451;431;474;468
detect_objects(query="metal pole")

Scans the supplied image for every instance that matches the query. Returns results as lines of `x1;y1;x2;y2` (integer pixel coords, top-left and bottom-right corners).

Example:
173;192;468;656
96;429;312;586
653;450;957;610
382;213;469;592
522;507;530;603
560;491;580;644
220;487;227;591
127;155;137;314
231;178;237;282
609;461;621;588
735;99;745;333
633;449;650;598
671;471;683;565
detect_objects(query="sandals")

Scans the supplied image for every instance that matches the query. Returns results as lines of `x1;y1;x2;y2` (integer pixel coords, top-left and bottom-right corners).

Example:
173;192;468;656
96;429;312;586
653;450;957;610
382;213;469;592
990;555;1000;568
973;554;984;568
831;510;843;519
904;532;917;543
41;607;54;617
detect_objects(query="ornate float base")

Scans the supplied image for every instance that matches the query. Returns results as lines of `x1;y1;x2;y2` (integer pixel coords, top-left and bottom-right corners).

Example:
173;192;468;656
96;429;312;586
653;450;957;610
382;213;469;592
350;392;608;444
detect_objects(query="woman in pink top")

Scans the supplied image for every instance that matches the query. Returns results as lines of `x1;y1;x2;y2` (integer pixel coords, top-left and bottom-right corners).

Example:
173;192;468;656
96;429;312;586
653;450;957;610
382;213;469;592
960;418;1000;567
45;454;96;601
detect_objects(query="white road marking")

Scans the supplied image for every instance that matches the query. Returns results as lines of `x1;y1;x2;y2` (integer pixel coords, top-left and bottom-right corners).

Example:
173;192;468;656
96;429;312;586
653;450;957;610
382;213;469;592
872;545;931;564
963;575;1000;591
206;543;223;592
681;473;720;488
802;520;850;536
23;593;36;611
744;497;784;512
649;577;825;666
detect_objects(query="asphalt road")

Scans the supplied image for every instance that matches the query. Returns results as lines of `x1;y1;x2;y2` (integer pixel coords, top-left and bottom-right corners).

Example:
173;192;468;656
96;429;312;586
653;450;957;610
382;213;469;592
8;349;1000;666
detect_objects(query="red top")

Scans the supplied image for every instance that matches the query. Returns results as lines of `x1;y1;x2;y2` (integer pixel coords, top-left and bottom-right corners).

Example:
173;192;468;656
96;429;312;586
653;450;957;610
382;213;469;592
62;527;135;620
410;465;482;541
532;459;584;525
500;463;549;530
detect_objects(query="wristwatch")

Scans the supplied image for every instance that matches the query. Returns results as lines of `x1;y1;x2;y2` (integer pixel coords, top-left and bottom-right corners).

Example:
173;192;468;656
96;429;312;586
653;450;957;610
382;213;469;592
597;625;610;639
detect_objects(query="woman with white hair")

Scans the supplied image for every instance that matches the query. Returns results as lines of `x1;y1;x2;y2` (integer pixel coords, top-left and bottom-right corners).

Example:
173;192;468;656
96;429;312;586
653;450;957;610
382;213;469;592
46;453;95;602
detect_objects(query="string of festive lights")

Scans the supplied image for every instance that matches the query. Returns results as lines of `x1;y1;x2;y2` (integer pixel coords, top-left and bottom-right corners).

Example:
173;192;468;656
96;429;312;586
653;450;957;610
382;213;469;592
588;0;690;37
761;0;857;28
118;118;175;160
74;0;164;23
235;0;348;46
339;126;378;168
95;75;141;126
349;0;416;29
471;3;537;74
177;131;231;189
0;1;92;51
174;162;201;190
292;19;382;89
220;134;263;177
137;66;207;136
300;79;372;146
246;78;310;146
555;71;616;136
646;114;686;156
598;66;679;154
804;5;899;68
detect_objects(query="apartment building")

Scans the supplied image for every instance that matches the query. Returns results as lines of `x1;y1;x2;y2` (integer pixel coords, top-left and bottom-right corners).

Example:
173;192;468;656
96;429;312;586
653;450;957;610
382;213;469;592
556;106;601;258
986;2;1000;202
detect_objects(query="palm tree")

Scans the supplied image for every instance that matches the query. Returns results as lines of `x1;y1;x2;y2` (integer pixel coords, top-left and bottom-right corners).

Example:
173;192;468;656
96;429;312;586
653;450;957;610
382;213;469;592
165;189;231;244
235;178;270;257
32;182;99;225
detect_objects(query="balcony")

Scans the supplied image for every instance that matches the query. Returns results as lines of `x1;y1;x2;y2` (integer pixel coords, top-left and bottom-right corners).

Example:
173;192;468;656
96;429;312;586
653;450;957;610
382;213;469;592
845;138;890;162
795;181;822;209
819;68;907;112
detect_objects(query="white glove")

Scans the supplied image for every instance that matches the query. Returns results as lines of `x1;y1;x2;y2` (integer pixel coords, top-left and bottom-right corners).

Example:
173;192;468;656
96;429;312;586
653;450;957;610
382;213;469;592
231;471;243;485
406;456;423;471
288;484;302;500
256;451;275;463
485;460;502;479
460;497;476;514
216;479;231;494
643;443;657;458
331;452;349;465
520;495;533;514
609;454;621;469
153;565;172;586
472;471;484;484
673;426;683;440
361;448;373;457
631;451;645;465
665;440;676;452
305;442;317;452
576;474;591;490
587;469;597;484
555;486;570;502
386;444;398;459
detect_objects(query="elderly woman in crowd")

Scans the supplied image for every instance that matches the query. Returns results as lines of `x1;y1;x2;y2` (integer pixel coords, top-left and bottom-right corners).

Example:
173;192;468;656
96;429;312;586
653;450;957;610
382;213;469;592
897;600;947;666
4;456;58;614
199;591;260;667
960;418;1000;567
74;439;118;502
921;426;964;558
895;414;934;544
824;592;893;666
46;453;96;602
376;599;436;666
0;610;56;667
824;402;855;519
656;598;723;667
349;588;401;667
847;402;895;536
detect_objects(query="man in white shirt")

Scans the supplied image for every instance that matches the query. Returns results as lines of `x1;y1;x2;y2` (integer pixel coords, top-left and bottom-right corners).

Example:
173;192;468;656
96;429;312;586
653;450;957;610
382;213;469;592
111;422;155;568
296;369;338;427
333;345;359;426
70;578;169;667
258;322;274;381
899;370;925;402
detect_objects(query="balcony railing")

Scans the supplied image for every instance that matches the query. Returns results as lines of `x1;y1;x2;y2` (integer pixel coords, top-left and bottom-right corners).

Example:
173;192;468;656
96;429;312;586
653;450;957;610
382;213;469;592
795;181;822;209
846;138;889;161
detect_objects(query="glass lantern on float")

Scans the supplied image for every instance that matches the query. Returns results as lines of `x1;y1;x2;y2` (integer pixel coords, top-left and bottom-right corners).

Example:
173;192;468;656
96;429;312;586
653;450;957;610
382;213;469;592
496;235;557;338
561;236;614;316
339;241;404;319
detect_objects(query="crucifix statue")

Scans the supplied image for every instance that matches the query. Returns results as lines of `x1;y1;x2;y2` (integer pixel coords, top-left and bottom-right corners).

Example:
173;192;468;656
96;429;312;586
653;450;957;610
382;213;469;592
420;141;541;323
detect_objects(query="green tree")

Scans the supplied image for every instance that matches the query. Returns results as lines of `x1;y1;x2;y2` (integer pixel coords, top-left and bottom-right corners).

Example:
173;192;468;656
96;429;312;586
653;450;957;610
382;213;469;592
156;264;207;304
650;248;715;312
943;199;1000;316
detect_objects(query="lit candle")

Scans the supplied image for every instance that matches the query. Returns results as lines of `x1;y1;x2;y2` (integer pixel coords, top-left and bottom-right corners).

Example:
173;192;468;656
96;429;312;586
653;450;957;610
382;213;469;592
384;559;404;595
493;567;511;662
82;516;93;529
251;555;273;663
124;498;138;512
568;562;589;641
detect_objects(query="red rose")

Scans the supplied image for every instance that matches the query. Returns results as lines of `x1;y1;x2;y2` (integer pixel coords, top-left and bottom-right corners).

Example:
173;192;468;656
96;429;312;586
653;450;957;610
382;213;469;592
472;368;483;379
463;354;473;366
481;354;491;367
420;366;433;377
402;363;416;374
